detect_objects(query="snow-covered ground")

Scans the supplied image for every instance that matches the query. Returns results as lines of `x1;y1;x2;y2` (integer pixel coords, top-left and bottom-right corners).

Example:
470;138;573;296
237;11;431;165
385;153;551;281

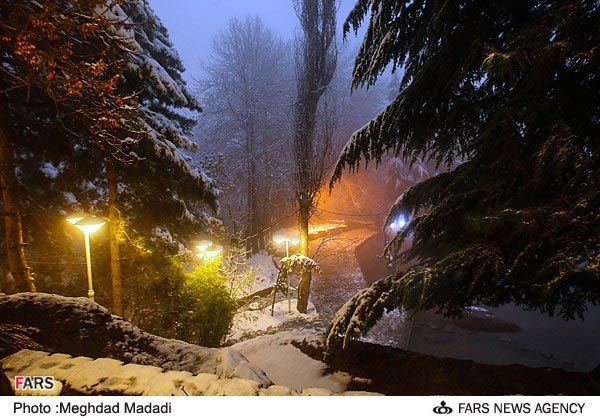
0;293;270;385
229;299;320;342
223;251;279;300
233;331;352;393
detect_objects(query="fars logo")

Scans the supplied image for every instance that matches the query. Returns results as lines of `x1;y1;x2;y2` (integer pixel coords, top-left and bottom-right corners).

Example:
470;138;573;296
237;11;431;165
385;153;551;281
14;376;56;391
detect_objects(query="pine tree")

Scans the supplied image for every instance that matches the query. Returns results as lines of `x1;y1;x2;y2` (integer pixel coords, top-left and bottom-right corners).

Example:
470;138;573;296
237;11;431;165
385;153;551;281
1;1;220;318
326;0;599;354
96;0;216;315
0;0;140;293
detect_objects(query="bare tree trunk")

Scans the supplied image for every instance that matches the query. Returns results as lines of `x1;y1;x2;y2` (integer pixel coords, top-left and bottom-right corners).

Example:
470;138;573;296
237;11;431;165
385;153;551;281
246;115;262;253
293;0;336;313
0;97;35;293
107;162;123;316
297;199;311;313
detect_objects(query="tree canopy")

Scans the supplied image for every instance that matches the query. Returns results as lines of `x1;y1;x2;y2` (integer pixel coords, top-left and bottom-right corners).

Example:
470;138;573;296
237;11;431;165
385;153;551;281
327;0;599;354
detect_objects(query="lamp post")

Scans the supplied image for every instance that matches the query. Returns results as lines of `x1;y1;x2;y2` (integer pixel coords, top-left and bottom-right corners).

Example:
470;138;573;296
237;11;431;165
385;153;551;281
67;215;106;301
273;230;301;311
196;240;223;265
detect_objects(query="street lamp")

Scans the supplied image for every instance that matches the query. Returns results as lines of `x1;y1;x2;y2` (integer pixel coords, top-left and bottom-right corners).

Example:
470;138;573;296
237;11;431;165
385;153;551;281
272;229;301;312
273;231;301;257
67;215;105;301
66;212;88;225
196;240;223;265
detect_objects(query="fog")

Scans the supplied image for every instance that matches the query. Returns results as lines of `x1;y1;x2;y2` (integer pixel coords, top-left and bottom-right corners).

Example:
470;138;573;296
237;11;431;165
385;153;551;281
149;0;361;82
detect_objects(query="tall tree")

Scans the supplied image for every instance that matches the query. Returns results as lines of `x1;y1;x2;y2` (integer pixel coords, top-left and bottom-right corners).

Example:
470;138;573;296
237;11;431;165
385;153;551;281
0;0;139;293
95;0;217;316
196;16;293;252
326;0;599;354
293;0;337;313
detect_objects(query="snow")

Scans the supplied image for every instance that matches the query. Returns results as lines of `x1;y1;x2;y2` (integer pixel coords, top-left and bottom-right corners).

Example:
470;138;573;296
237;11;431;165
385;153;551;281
229;252;279;298
1;349;377;396
0;293;270;387
1;350;260;396
247;253;279;287
63;192;77;205
229;299;319;341
279;254;321;275
40;162;60;179
232;331;353;393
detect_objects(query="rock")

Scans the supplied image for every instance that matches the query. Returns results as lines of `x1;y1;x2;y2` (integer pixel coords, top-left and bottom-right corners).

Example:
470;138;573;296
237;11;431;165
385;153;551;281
340;391;383;396
441;324;454;333
0;365;14;396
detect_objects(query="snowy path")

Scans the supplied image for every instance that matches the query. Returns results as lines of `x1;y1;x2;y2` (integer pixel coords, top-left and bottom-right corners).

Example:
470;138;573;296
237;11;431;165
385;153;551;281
309;226;413;348
309;227;378;321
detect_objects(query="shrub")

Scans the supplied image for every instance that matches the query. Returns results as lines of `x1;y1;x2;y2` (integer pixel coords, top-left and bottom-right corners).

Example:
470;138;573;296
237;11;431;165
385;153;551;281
132;257;236;347
177;261;237;347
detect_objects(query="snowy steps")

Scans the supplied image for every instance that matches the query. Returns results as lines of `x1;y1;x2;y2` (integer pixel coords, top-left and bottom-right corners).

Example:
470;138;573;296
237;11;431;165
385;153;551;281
1;349;377;396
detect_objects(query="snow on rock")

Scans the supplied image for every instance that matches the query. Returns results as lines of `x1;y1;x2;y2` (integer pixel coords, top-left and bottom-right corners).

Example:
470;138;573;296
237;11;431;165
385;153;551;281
233;331;352;393
1;350;259;396
1;349;378;396
0;293;270;386
228;299;320;342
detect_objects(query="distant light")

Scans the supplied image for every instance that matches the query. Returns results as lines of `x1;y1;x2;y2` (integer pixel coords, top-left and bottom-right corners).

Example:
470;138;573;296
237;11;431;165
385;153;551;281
288;235;301;245
74;217;106;234
197;244;222;259
196;239;213;251
389;215;407;232
273;234;286;244
273;229;301;245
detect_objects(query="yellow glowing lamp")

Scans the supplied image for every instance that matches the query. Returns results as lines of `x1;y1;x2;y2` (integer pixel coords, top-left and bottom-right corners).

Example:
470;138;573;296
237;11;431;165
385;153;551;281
196;239;213;252
272;234;286;244
203;244;223;258
66;212;88;225
288;235;301;245
74;216;106;234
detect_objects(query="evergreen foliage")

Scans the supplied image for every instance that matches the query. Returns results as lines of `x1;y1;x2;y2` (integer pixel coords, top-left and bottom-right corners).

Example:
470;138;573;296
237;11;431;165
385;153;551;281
136;259;236;347
327;0;599;353
1;0;222;334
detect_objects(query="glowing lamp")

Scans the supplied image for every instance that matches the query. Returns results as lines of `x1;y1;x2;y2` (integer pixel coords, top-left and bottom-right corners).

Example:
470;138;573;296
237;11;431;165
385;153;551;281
288;235;301;245
272;234;286;244
66;212;88;225
203;244;223;258
196;239;213;252
74;217;106;234
66;215;105;302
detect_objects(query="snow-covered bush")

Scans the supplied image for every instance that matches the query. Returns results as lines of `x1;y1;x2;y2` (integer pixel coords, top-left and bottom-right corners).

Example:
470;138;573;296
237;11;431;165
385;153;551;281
278;255;321;277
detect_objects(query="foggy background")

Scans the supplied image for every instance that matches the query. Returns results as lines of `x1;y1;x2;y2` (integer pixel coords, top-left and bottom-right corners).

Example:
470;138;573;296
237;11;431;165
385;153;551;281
149;0;361;83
